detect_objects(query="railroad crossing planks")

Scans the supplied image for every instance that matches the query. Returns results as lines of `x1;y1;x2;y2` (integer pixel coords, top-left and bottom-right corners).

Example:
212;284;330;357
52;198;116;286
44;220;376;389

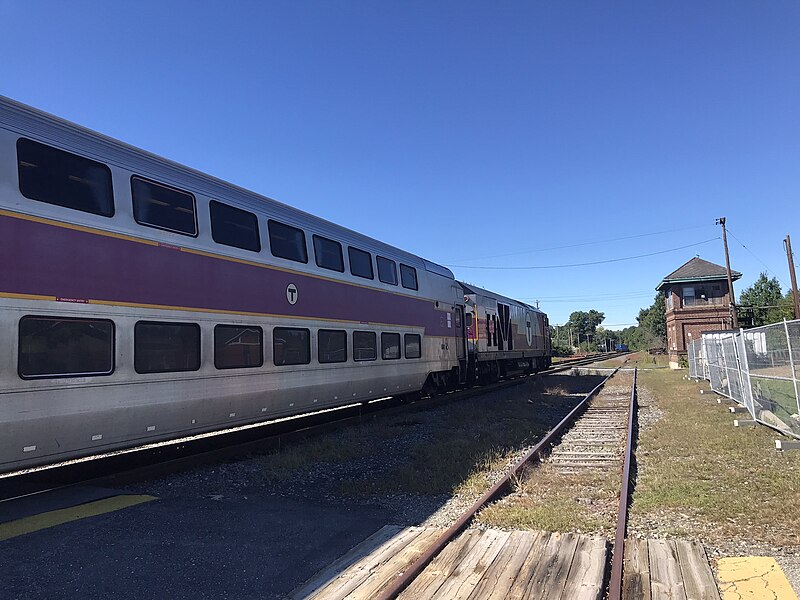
623;538;720;600
291;526;608;600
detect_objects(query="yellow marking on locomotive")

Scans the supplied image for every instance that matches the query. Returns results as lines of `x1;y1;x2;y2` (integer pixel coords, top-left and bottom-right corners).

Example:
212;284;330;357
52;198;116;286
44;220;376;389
0;495;157;541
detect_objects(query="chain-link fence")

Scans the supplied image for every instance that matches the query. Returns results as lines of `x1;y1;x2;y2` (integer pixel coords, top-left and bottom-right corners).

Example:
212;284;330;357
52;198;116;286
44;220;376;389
688;320;800;439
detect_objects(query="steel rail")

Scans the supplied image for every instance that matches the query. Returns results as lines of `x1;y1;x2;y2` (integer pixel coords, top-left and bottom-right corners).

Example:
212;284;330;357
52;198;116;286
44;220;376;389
608;367;638;600
374;364;625;600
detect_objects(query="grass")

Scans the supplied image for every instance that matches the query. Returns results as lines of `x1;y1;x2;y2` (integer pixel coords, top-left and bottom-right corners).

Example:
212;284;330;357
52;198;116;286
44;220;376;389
589;351;670;370
630;368;800;548
335;378;600;497
248;374;606;504
478;465;620;536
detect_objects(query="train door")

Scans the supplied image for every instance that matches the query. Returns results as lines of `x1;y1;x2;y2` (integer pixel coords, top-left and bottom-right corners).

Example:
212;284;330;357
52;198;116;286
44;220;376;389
455;307;465;360
454;306;467;384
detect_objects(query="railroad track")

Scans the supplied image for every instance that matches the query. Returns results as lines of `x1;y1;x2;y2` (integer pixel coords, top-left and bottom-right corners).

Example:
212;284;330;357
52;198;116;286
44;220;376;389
0;352;628;502
368;365;638;600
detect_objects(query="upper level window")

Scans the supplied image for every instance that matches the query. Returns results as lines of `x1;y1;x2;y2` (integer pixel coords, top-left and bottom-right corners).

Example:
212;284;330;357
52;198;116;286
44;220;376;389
313;235;344;272
268;220;308;263
400;264;418;290
18;316;114;379
210;201;260;252
214;325;263;369
17;138;114;217
134;321;200;373
132;176;197;236
377;256;398;285
348;247;373;279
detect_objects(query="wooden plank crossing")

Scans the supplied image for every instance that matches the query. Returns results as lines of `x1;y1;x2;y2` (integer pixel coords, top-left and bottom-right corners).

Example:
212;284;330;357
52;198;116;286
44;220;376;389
290;526;607;600
623;538;720;600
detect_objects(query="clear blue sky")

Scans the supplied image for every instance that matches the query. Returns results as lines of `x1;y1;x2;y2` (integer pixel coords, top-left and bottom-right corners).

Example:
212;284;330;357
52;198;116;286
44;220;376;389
2;1;799;329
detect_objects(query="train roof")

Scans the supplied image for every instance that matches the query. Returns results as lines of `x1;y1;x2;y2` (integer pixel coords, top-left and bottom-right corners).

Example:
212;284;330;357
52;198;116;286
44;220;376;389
458;282;543;313
0;96;454;280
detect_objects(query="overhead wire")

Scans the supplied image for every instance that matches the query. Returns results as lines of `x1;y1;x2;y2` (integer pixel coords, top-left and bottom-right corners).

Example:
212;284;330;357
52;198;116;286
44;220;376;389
726;228;788;288
447;238;719;270
444;224;711;263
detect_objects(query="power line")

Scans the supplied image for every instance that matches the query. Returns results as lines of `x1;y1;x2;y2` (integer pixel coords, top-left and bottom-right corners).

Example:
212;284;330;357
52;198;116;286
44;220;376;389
523;290;654;300
726;228;788;288
447;238;719;270
443;224;711;263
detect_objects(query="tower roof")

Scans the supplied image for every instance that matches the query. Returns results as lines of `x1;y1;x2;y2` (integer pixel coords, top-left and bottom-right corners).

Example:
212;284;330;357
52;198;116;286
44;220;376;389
656;257;741;291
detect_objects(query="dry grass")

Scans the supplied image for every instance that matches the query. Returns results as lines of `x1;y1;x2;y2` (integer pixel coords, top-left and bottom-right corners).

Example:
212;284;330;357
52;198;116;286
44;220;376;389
336;381;592;497
630;368;800;549
478;465;619;535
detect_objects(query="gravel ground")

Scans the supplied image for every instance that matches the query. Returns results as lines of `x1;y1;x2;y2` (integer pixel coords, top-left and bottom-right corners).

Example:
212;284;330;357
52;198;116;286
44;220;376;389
120;375;599;529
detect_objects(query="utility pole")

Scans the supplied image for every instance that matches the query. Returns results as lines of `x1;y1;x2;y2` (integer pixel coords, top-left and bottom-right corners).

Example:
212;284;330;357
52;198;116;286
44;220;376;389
716;217;738;328
785;235;800;319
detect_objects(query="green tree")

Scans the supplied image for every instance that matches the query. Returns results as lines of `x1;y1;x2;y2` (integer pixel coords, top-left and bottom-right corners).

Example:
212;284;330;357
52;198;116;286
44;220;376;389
636;293;666;349
565;309;605;349
738;272;794;327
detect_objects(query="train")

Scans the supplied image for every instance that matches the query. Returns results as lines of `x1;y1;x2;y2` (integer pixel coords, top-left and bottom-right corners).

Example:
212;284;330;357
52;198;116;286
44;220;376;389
0;96;551;473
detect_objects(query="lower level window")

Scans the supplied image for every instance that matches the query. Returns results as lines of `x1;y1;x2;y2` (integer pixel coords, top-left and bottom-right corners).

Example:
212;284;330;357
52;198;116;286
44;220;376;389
381;332;401;360
404;334;421;359
353;331;377;361
19;316;114;378
273;327;310;365
318;329;347;363
215;325;263;369
135;321;200;373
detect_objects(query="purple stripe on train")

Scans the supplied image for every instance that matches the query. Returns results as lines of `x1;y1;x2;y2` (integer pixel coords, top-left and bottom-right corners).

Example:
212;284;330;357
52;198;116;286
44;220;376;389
1;214;454;335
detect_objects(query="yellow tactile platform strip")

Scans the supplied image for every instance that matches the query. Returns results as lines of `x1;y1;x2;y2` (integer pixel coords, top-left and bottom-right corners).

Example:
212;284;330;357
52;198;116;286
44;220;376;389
718;556;799;600
0;494;156;541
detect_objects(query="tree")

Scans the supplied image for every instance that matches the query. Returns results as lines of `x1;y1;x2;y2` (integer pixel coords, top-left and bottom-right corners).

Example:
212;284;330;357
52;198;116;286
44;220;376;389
636;293;666;349
738;272;794;327
565;309;605;349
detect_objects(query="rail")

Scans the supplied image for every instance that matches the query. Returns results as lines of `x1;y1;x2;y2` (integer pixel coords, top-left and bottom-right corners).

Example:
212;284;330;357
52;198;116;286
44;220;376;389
374;364;626;600
608;367;637;600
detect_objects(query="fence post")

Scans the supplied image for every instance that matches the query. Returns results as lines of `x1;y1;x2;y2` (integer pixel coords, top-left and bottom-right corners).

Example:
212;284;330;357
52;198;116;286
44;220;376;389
737;328;755;418
783;319;800;418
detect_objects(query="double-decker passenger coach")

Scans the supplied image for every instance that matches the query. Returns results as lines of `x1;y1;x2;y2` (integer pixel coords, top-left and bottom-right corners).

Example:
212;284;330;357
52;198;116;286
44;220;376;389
0;97;468;472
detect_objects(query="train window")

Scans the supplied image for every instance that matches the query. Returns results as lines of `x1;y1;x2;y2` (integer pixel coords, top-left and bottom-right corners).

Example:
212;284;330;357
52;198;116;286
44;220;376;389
268;220;308;263
377;256;398;285
210;201;260;252
132;177;197;236
273;327;310;365
404;334;421;359
134;321;201;373
214;325;263;369
381;332;401;360
17;138;114;217
348;247;373;279
318;329;347;363
400;264;418;290
18;316;114;379
353;331;377;361
313;235;344;272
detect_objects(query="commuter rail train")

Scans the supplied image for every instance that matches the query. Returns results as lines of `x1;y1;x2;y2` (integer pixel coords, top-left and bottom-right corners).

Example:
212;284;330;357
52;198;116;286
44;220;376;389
0;97;551;473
